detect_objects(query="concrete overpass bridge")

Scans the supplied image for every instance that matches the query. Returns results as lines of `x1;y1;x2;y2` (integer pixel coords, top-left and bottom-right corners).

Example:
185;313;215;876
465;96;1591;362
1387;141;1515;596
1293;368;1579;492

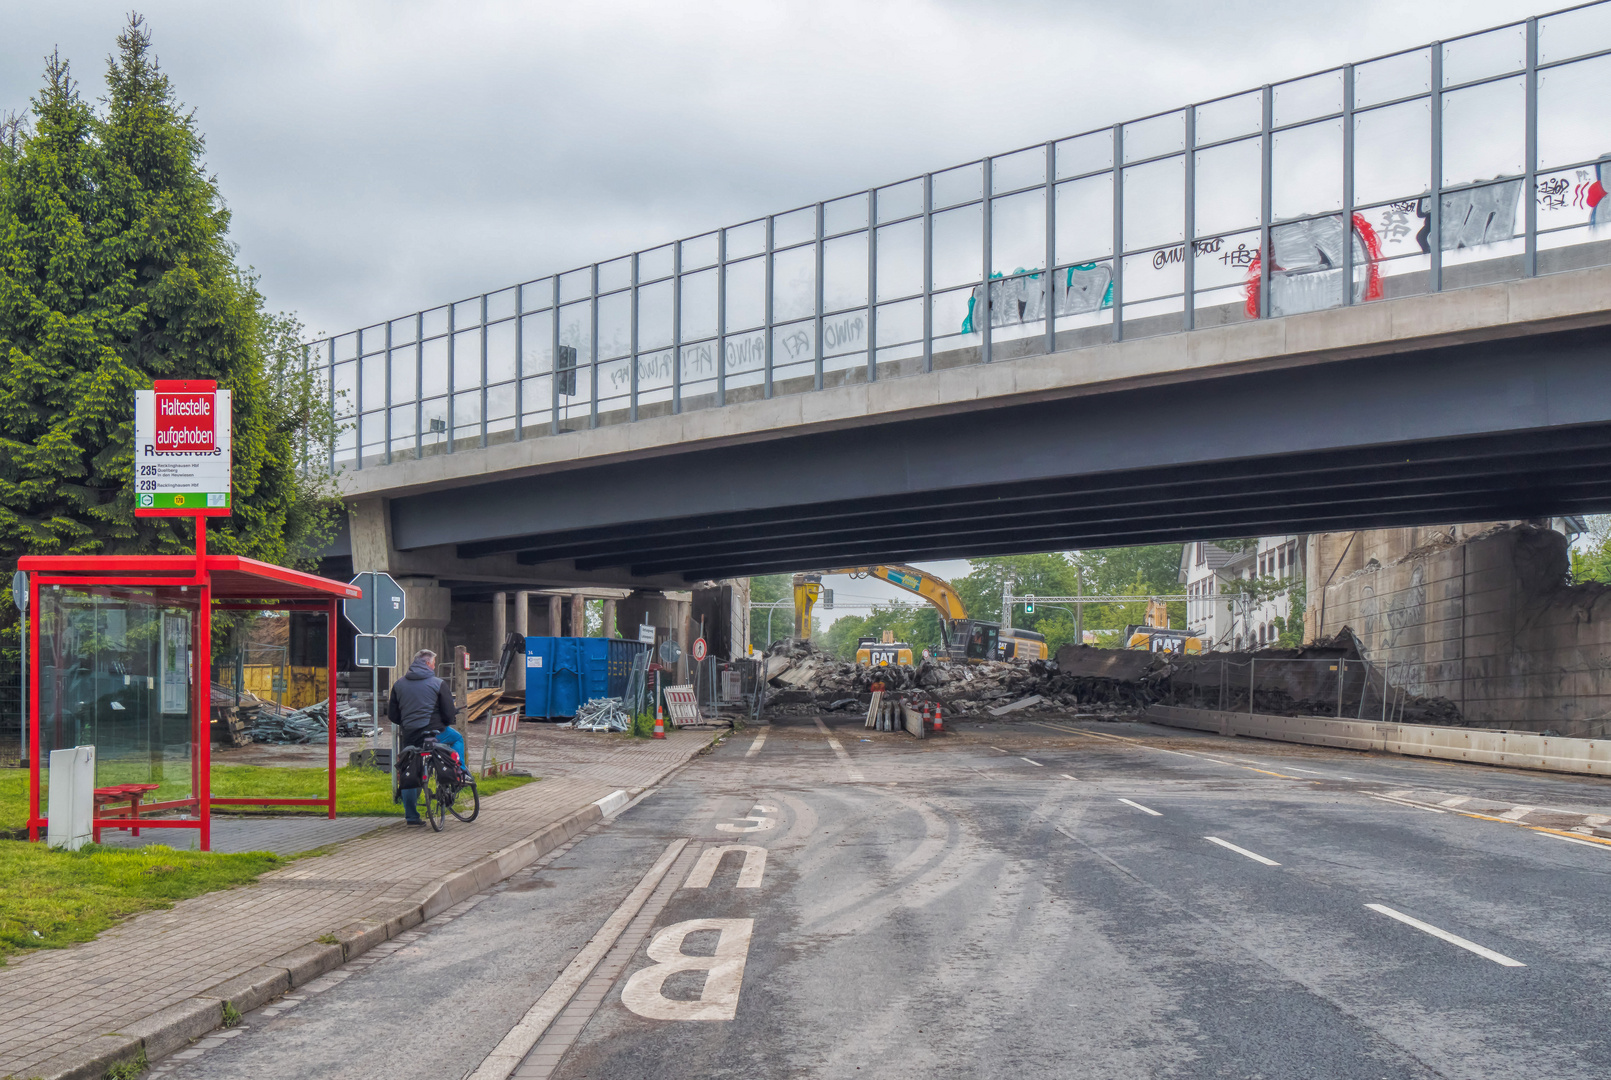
317;3;1611;652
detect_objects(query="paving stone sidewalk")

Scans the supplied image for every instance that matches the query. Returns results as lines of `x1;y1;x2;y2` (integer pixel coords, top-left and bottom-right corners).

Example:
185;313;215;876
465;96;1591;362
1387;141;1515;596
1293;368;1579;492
0;729;711;1079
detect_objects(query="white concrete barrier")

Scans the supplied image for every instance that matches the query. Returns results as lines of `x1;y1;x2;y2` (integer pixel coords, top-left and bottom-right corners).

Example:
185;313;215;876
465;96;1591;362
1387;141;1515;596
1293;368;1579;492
1143;705;1611;777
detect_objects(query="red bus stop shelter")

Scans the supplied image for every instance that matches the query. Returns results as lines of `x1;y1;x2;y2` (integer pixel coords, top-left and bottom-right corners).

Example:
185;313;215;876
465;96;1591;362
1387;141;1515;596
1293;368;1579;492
20;525;361;851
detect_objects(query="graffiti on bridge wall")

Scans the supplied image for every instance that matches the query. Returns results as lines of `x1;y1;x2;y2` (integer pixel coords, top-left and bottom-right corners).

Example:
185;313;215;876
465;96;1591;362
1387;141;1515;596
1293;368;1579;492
962;263;1113;334
601;311;870;393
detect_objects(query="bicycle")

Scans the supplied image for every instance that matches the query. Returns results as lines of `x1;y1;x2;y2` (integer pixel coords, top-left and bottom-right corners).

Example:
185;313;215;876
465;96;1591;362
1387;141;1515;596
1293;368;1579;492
405;740;480;831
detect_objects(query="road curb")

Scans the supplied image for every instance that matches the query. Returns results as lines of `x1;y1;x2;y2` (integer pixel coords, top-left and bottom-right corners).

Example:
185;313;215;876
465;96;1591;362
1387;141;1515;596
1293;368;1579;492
26;742;710;1080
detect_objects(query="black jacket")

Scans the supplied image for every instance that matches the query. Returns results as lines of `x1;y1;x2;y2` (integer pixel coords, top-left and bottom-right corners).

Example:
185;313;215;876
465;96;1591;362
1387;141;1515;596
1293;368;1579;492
387;659;458;741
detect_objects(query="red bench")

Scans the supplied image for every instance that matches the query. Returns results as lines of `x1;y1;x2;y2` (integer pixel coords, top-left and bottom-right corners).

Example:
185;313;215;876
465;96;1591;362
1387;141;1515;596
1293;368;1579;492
92;784;161;843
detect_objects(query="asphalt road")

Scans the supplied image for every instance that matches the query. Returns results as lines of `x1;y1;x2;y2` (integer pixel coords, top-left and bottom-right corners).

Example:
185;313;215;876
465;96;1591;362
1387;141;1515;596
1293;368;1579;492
154;716;1611;1080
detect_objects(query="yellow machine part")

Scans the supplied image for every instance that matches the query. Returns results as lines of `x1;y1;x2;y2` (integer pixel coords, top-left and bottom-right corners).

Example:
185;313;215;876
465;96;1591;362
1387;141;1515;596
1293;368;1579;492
825;563;969;621
791;573;822;639
1127;631;1202;655
856;643;915;666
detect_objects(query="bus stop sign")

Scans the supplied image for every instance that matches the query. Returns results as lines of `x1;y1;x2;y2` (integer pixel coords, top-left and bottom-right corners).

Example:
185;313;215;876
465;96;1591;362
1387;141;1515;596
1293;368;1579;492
344;572;406;635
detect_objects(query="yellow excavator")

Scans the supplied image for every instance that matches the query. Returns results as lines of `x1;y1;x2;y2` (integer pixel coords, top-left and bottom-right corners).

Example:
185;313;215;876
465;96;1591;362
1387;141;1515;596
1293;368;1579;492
1124;598;1203;655
792;564;1048;664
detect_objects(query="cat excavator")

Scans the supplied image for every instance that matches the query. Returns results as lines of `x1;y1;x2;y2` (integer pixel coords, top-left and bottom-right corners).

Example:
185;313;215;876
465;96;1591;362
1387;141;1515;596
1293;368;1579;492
792;564;1047;663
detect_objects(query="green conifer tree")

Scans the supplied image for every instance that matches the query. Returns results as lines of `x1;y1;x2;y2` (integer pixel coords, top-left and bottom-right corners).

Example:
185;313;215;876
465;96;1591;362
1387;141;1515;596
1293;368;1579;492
0;15;336;571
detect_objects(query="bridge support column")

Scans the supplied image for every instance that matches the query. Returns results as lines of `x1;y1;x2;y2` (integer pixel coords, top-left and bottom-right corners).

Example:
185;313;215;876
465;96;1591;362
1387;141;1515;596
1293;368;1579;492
548;595;563;638
492;592;507;687
513;591;530;692
395;577;450;674
602;598;617;639
569;593;586;636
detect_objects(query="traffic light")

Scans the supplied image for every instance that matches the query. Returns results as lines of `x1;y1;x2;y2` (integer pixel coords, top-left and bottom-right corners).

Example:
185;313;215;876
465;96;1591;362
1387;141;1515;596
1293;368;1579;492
823;588;834;610
1025;600;1034;613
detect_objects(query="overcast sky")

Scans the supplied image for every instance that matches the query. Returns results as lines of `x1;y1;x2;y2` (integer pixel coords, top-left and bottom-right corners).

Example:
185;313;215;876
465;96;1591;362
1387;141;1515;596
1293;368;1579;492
2;0;1556;618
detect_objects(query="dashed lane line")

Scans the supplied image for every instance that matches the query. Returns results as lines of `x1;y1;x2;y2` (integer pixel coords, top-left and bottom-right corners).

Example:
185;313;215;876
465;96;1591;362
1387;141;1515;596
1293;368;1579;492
1021;757;1045;767
1060;773;1078;781
1370;794;1447;813
1365;904;1525;967
1118;798;1162;817
1204;836;1280;866
745;730;768;757
1031;720;1303;780
814;717;865;781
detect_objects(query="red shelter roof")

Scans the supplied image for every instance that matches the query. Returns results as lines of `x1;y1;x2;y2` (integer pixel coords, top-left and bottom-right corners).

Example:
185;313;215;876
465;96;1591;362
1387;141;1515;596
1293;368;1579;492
18;554;362;603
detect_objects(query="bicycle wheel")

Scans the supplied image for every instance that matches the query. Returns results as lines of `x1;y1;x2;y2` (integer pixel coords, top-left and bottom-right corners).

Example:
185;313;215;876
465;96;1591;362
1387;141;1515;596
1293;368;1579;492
449;779;479;823
423;767;445;832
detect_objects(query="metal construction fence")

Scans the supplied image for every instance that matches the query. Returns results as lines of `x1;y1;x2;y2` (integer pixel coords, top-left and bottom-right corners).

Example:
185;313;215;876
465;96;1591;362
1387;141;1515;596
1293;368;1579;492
1163;655;1415;723
308;1;1611;473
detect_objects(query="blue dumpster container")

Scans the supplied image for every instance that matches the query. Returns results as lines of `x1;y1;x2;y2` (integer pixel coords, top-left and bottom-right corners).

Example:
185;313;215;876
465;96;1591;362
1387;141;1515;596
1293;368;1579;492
525;637;652;719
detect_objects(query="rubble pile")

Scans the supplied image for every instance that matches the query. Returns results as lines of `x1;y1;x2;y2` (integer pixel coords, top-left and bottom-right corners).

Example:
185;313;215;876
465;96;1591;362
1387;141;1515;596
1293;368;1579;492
760;640;1149;718
760;630;1470;727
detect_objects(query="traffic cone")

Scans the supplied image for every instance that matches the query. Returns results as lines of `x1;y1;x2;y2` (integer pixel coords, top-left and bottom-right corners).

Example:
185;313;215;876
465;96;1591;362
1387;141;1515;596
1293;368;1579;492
932;704;943;732
653;672;665;738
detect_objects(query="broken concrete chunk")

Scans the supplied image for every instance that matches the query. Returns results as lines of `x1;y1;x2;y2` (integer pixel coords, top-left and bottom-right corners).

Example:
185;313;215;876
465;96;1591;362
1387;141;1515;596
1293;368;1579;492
988;694;1043;716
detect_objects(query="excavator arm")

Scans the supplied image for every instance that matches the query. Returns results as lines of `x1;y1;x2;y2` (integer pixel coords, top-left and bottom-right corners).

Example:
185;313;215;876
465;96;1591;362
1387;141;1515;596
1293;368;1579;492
826;564;969;621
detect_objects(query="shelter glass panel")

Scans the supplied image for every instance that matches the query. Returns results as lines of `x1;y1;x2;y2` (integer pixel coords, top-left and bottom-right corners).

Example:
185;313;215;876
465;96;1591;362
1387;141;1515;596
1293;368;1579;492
680;268;718;342
933;162;983;209
726;220;766;260
993;145;1045;194
559;269;592;304
486;287;516;323
598;257;632;295
37;589;192;805
639;245;675;282
878;178;924;222
1273;70;1343;127
1124;111;1184;164
389;349;417;404
597;290;631;361
774;206;817;249
1123;156;1184;252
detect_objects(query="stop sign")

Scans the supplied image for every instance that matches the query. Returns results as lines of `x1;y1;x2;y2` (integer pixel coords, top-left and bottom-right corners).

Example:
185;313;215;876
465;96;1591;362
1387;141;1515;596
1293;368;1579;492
344;572;406;635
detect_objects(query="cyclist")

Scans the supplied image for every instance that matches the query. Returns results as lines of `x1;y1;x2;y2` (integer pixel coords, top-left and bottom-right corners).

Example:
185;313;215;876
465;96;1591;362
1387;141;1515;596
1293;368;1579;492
386;648;467;826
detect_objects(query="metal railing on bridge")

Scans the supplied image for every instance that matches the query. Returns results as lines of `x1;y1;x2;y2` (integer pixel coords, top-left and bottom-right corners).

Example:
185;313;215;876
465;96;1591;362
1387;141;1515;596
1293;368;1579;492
309;0;1611;473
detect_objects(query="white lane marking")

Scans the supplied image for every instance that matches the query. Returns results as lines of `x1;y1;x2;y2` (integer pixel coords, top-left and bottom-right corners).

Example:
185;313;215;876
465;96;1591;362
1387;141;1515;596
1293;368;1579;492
814;717;864;781
745;730;768;757
1203;836;1280;866
988;745;1009;753
715;816;776;833
1021;757;1044;767
1369;794;1447;813
1542;831;1607;850
1500;806;1538;821
1060;773;1077;781
752;804;778;813
1439;796;1472;807
684;844;767;888
621;918;755;1020
1117;798;1162;817
467;838;689;1080
1364;904;1525;967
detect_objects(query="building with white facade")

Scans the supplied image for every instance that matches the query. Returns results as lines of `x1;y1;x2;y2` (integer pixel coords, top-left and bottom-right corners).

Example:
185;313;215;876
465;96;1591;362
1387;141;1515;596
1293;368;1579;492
1181;536;1305;651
